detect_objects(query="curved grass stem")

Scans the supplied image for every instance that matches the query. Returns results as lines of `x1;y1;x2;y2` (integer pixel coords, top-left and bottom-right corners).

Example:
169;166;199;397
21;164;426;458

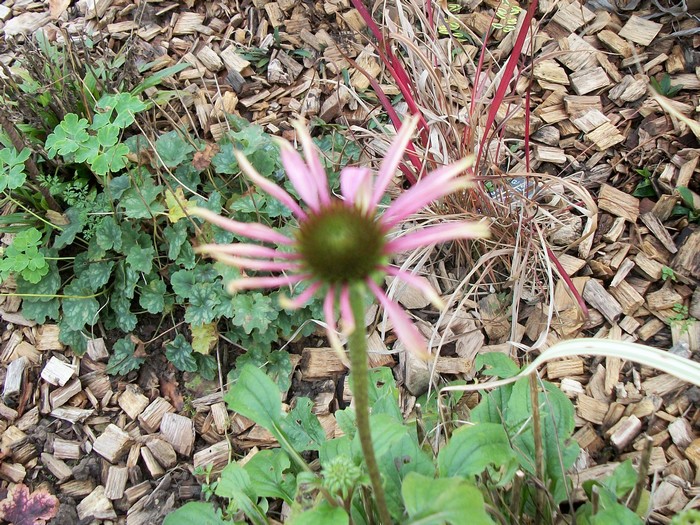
349;285;393;525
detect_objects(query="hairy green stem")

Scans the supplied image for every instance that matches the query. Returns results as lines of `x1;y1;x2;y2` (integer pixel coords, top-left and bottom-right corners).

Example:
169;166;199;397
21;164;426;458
349;286;393;525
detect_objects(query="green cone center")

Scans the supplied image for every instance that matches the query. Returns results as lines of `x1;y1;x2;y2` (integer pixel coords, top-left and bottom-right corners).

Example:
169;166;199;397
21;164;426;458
297;204;385;283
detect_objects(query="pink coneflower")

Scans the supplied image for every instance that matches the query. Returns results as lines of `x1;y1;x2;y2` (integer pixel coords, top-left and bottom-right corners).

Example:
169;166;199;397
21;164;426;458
192;116;488;357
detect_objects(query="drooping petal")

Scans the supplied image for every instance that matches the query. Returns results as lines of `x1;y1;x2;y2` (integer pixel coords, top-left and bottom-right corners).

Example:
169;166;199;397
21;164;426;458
190;207;294;246
277;140;320;211
385;221;490;254
340;167;373;213
194;243;301;260
366;280;429;359
234;150;307;220
369;115;419;209
292;120;331;205
226;274;309;293
384;266;445;309
200;253;301;272
279;281;323;310
339;284;354;336
380;157;474;229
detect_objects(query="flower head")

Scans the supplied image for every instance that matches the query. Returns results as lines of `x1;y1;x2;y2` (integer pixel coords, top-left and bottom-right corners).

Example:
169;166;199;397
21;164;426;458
192;117;488;357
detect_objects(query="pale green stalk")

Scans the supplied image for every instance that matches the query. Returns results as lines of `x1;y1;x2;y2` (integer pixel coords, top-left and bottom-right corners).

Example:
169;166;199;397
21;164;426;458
349;285;393;525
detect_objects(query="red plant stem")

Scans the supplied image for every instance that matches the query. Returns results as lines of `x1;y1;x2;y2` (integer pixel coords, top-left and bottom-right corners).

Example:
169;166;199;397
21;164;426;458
477;0;538;166
546;246;589;319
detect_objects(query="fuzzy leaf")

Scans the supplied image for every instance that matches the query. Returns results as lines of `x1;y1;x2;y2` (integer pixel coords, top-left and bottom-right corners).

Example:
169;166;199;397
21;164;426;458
165;334;198;372
0;483;59;525
62;281;100;330
191;322;218;354
125;244;155;273
194;354;218;381
119;175;165;218
106;336;145;375
185;284;222;326
155;130;195;167
231;292;278;334
139;278;166;314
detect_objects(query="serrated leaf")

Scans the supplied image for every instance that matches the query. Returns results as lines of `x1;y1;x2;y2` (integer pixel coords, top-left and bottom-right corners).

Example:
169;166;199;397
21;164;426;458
194;353;218;381
165;334;198;372
45;113;90;158
139;278;166;314
164;187;190;223
163;221;188;261
57;321;88;354
53;207;85;250
119;174;165;218
185;283;222;326
97;92;148;127
0;483;59;525
106;336;145;375
108;174;131;200
125;245;155;273
91;142;131;175
95;215;122;252
74;259;115;293
109;293;137;332
170;269;196;299
191;322;218;354
62;281;100;330
231;292;278;334
21;298;60;324
155;130;195;167
211;141;239;175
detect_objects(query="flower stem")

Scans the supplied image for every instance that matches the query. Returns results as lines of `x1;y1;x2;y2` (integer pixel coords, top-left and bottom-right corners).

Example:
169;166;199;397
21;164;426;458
348;285;393;525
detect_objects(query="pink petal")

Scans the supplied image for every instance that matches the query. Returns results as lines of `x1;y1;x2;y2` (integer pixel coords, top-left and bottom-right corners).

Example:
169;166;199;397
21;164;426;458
384;266;444;309
194;243;300;260
190;207;294;246
369;115;419;209
226;274;309;293
292;121;331;205
385;222;490;254
201;253;301;272
234;150;307;220
279;281;323;309
380;157;474;229
366;280;429;359
278;141;320;212
339;284;354;336
340;167;373;213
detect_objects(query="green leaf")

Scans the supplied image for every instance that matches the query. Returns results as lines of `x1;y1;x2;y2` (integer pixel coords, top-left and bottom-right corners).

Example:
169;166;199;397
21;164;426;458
139;278;166;314
244;449;295;503
62;281;100;330
96;123;120;147
155;130;195;168
133;63;191;95
231;292;278;334
119;174;165;218
125;245;155;273
194;353;218;381
21;298;60;324
211;142;240;175
95;216;122;252
45;113;90;158
438;423;518;482
106;336;145;375
97;92;148;127
0;147;29;190
91;143;130;175
163;502;228;525
475;352;520;378
225;364;283;431
291;504;349;525
74;259;114;293
186;283;222;326
53;207;85;250
57;322;88;355
281;397;326;452
163;222;188;261
165;334;198;372
215;463;268;525
402;473;493;525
